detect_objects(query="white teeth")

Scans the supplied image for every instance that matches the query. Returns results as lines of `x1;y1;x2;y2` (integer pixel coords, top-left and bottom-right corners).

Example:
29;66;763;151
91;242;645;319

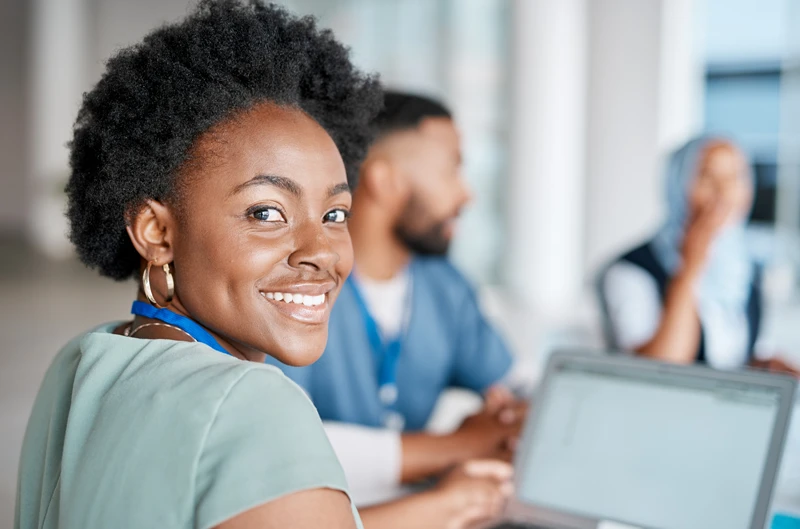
263;292;327;307
302;295;326;307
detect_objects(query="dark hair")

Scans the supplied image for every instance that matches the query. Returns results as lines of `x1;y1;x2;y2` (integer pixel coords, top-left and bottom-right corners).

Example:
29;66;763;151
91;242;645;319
66;0;382;280
374;91;452;138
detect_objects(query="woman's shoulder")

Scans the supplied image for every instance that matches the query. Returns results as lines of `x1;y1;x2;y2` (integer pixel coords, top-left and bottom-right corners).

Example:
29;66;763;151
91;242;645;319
45;325;323;460
74;325;316;417
34;327;347;528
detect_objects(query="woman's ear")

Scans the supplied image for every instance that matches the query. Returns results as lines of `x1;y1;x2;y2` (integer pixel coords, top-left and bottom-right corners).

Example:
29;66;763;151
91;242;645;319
126;200;177;266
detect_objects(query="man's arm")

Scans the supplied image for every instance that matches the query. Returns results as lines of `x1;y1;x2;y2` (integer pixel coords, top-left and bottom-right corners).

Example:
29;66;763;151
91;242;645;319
449;272;514;393
359;460;513;529
324;400;523;490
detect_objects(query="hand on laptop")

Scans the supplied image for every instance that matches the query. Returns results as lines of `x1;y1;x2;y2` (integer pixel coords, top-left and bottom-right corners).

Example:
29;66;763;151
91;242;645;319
484;386;517;415
360;459;513;529
751;357;800;378
452;386;528;463
432;459;514;529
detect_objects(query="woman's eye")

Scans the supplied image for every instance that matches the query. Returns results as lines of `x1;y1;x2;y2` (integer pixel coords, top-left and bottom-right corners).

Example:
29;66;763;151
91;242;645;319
252;207;285;222
324;209;350;224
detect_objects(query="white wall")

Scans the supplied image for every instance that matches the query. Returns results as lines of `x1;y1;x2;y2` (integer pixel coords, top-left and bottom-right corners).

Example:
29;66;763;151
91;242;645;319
583;0;666;278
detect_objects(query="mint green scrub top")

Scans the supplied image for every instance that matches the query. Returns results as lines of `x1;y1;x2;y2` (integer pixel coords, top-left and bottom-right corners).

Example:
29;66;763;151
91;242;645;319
15;323;362;529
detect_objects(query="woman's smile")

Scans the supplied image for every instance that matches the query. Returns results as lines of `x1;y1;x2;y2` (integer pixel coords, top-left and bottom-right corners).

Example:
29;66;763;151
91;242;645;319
259;281;337;324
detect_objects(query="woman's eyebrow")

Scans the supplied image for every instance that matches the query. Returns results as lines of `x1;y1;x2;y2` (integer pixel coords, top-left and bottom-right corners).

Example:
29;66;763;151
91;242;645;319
230;174;302;197
328;182;351;198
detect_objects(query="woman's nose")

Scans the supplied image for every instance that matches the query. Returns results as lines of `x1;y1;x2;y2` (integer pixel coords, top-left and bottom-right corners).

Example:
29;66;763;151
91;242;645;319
287;220;340;272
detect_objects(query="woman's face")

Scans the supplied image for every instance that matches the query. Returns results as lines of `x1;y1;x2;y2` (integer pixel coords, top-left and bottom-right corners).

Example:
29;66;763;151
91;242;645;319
156;103;353;366
688;142;752;225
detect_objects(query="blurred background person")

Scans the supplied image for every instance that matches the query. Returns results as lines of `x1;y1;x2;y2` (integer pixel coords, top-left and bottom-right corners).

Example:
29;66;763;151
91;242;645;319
599;136;799;376
268;91;525;529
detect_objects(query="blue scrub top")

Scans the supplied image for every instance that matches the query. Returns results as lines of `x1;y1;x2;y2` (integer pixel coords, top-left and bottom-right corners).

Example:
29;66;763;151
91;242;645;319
267;257;513;432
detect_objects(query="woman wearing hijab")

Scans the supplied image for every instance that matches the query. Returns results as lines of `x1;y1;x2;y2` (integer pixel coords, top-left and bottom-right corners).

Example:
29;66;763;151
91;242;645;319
599;136;798;374
13;2;512;528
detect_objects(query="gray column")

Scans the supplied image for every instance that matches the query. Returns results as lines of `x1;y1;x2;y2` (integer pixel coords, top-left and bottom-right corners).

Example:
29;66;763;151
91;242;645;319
27;0;91;257
0;0;30;236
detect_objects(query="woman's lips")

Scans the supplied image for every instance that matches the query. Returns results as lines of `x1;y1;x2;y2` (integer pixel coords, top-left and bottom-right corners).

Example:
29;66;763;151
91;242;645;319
258;282;335;324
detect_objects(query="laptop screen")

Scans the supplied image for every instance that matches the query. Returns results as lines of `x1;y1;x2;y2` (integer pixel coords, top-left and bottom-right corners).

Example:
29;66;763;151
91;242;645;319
518;361;781;529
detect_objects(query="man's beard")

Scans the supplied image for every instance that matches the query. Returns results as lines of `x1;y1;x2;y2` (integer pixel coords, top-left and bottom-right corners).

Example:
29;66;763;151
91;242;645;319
393;195;454;256
394;221;451;256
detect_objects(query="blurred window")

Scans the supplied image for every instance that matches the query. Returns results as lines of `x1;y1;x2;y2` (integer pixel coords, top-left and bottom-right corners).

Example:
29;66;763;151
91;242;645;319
702;0;796;227
704;61;782;223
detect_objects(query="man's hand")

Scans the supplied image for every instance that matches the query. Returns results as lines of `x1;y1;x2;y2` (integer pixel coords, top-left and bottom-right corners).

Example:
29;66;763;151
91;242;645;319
432;460;514;529
360;460;513;529
483;385;516;415
400;387;527;483
451;386;528;463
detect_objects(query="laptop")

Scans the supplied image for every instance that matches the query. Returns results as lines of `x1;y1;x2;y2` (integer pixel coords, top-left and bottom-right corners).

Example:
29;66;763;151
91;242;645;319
485;351;797;529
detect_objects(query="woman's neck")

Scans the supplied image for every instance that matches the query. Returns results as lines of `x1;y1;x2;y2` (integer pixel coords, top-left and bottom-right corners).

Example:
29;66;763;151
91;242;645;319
127;292;267;363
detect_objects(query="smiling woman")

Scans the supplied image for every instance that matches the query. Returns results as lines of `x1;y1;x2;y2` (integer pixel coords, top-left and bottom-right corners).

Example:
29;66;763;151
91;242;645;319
127;102;357;367
14;1;381;529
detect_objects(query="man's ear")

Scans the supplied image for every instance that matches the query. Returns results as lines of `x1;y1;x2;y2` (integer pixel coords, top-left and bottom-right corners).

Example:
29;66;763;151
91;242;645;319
126;199;176;266
360;157;412;212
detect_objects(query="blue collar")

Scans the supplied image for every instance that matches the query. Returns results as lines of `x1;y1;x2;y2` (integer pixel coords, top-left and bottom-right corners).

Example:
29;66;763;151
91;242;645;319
130;301;231;356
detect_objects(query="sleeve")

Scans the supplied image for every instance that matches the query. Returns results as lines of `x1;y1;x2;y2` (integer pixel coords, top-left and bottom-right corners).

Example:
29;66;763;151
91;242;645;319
261;357;314;394
602;262;663;351
701;302;751;368
449;276;514;393
322;422;402;503
193;368;355;529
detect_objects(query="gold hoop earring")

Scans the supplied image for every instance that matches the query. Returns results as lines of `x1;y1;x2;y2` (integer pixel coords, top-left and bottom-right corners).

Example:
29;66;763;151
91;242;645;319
142;261;174;308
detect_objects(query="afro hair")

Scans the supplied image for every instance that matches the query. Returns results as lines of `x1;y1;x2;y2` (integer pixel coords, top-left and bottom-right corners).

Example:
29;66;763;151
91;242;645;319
66;0;382;280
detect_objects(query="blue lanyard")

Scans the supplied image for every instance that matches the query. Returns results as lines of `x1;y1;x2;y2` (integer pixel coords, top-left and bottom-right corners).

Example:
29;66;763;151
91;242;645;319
130;301;231;356
347;275;411;409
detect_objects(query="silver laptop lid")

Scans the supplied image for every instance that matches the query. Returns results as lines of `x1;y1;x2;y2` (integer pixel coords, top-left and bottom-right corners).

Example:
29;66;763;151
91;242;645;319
513;351;797;529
